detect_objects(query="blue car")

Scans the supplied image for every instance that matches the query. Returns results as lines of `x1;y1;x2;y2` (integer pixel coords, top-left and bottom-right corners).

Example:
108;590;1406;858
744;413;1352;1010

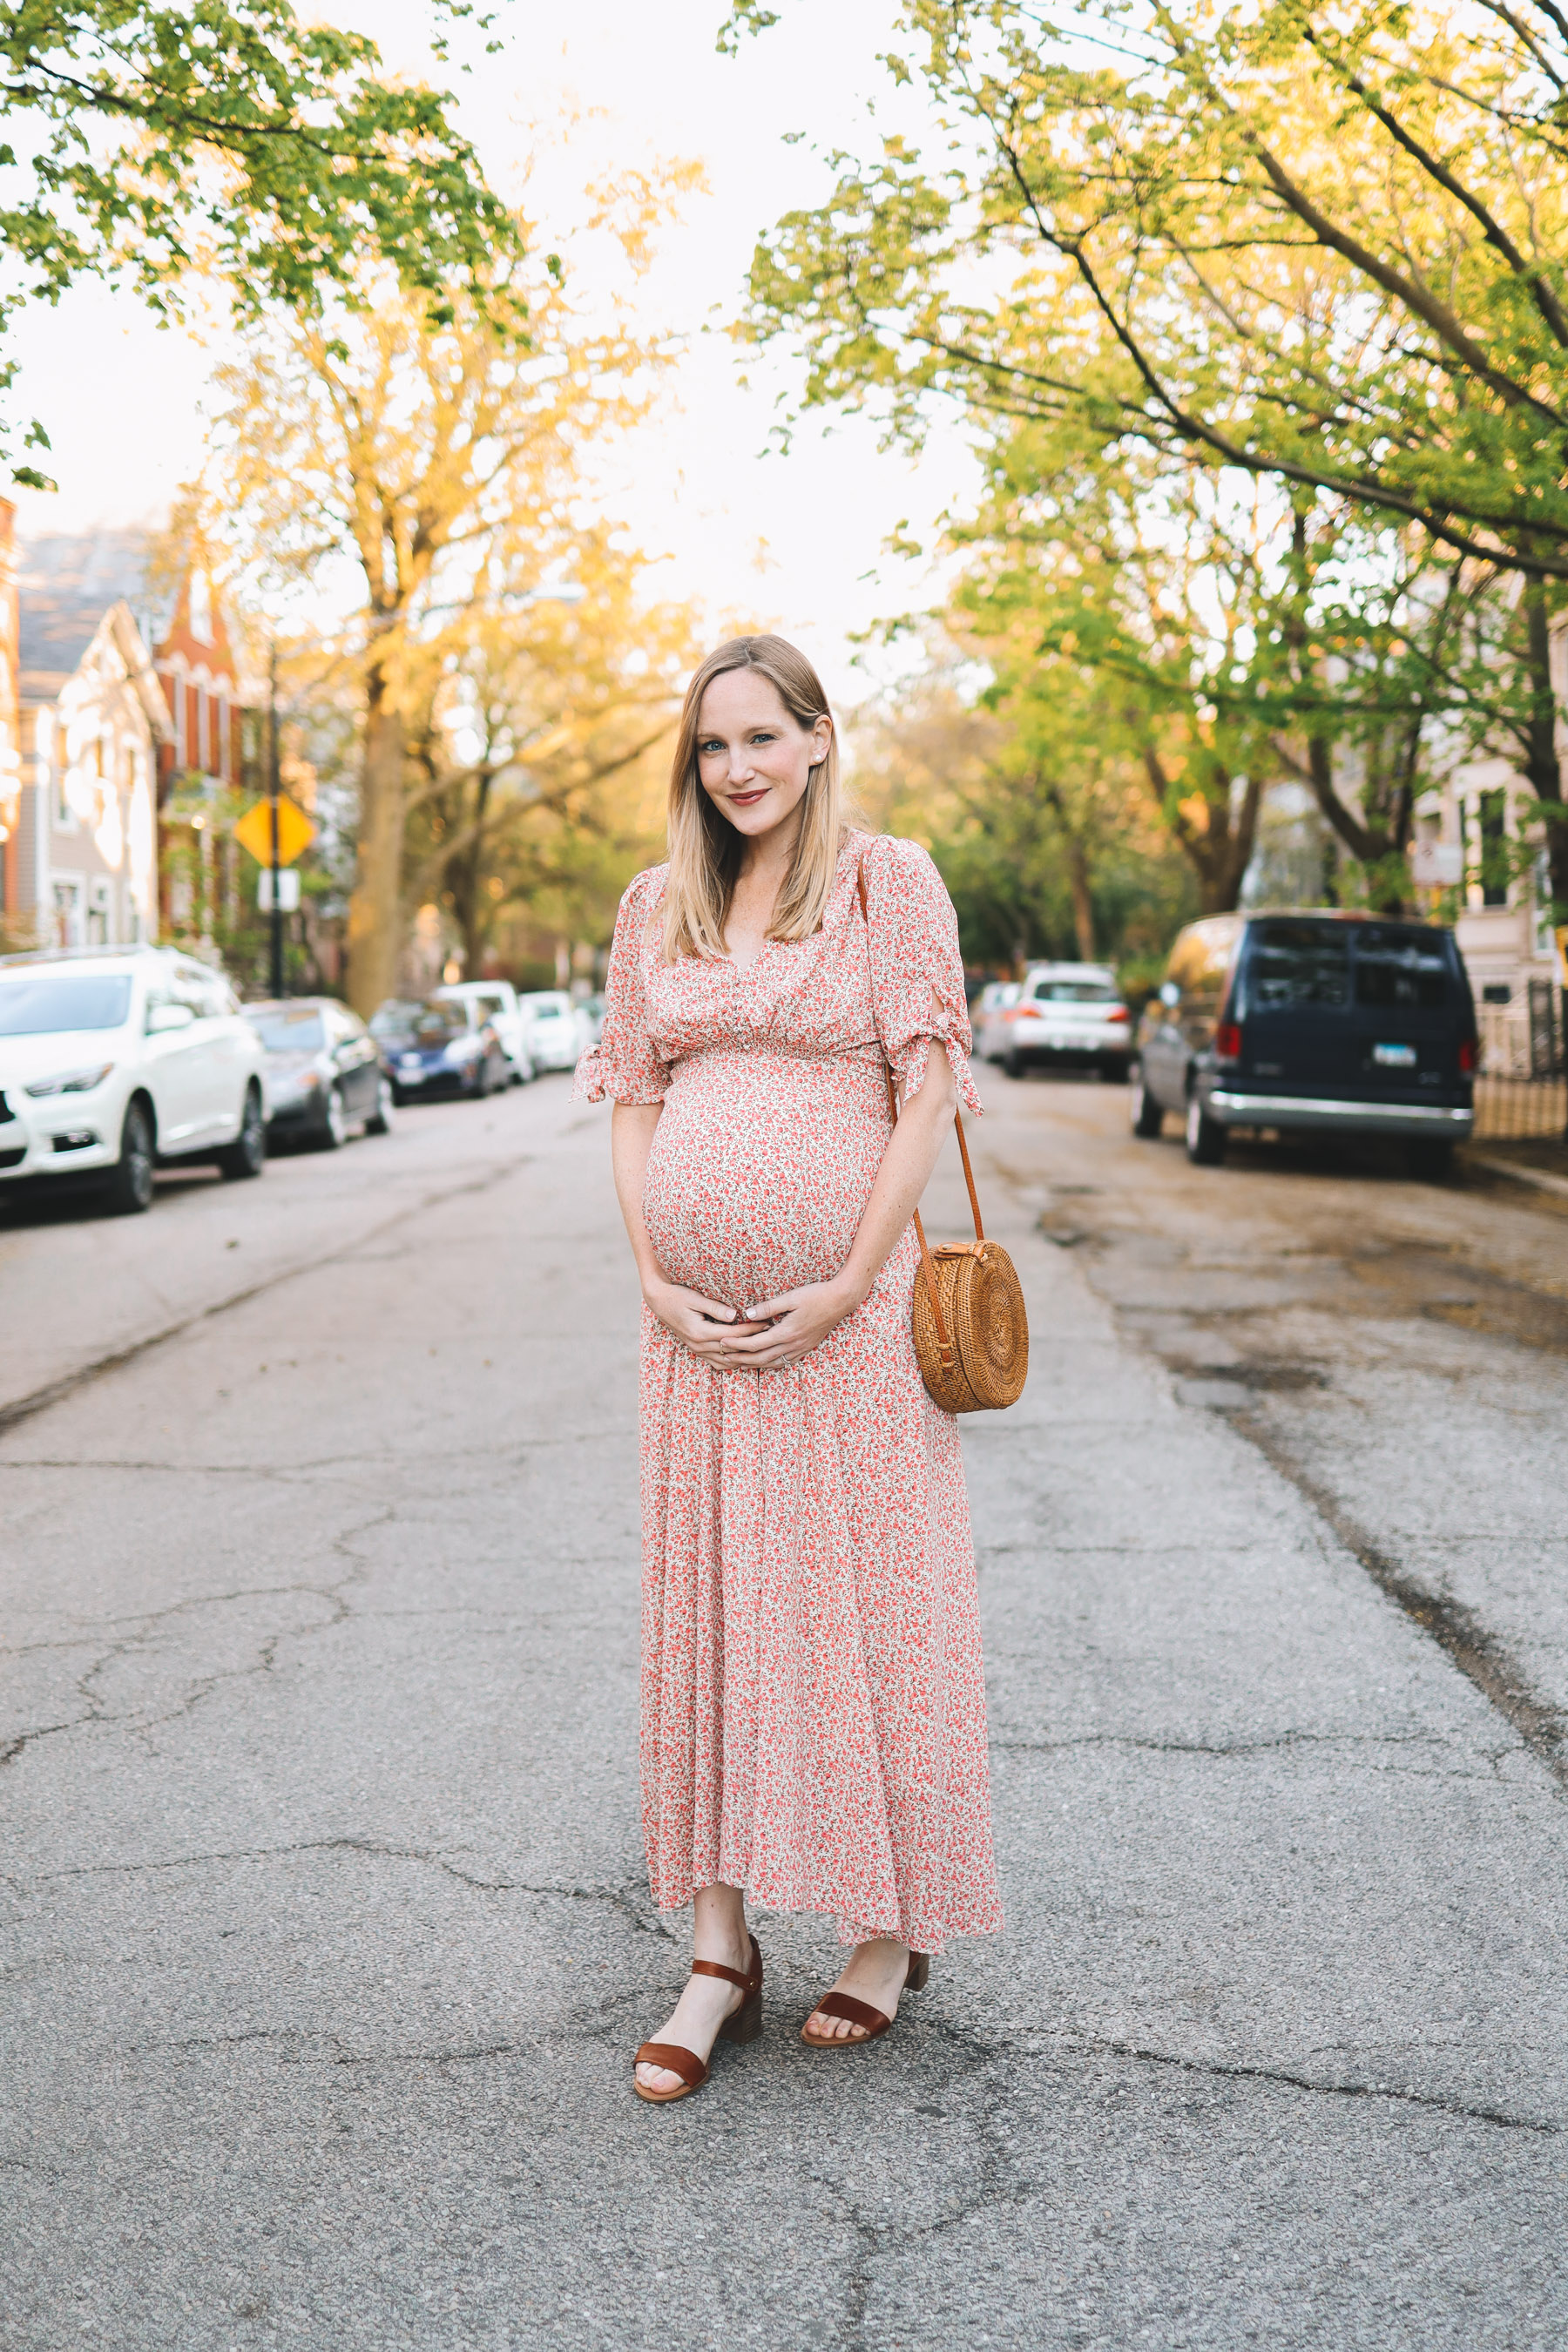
369;997;510;1104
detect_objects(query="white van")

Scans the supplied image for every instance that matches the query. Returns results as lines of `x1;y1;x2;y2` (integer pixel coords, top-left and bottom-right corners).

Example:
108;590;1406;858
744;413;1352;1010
431;981;533;1083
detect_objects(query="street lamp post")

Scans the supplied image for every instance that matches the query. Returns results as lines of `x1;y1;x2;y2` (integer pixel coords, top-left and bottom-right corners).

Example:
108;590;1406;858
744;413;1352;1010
268;646;284;999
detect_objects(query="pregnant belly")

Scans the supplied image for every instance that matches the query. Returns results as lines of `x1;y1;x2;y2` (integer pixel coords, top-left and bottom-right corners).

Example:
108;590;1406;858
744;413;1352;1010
643;1050;888;1308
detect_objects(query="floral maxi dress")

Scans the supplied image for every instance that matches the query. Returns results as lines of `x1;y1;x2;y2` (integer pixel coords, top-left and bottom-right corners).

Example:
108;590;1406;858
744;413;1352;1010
575;830;1003;1952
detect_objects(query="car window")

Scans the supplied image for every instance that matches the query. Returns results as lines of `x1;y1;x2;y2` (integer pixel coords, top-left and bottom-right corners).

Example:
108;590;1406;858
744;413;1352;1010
1030;979;1118;1004
0;973;133;1034
1245;923;1351;1010
1353;928;1451;1010
476;993;505;1018
249;1007;327;1053
173;964;230;1020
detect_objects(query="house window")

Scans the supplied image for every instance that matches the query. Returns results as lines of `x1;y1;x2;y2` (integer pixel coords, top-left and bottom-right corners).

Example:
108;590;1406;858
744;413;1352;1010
87;878;112;946
1479;791;1509;908
53;878;82;948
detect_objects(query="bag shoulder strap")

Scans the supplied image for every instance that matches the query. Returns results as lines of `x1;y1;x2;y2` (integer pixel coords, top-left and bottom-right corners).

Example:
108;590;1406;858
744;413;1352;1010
858;857;987;1373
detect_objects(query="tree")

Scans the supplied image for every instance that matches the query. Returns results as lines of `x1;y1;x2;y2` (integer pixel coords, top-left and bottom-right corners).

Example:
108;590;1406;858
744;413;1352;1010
406;531;701;980
212;172;679;1012
730;0;1568;912
848;640;1193;975
2;1;518;485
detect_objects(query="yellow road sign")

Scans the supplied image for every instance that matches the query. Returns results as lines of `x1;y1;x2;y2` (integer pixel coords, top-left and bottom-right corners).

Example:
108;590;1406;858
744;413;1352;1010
233;796;316;868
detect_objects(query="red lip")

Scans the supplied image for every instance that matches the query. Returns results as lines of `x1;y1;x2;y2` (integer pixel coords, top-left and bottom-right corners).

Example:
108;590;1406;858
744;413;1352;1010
728;789;768;806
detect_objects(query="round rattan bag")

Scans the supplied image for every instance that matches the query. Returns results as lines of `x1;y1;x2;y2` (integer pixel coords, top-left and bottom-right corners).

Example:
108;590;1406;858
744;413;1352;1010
911;1238;1029;1415
856;857;1028;1416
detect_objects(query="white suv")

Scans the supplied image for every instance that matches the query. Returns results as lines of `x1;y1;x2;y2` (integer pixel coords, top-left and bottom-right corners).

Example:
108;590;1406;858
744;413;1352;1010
431;980;533;1082
0;948;267;1214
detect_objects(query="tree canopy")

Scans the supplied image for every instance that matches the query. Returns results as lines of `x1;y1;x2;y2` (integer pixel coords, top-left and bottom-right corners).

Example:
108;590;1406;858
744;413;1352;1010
2;1;519;484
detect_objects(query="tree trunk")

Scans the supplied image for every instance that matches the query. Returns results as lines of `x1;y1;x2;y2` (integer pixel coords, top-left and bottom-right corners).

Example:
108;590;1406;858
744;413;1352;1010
1145;749;1263;914
1065;833;1096;960
1524;580;1568;921
346;659;407;1017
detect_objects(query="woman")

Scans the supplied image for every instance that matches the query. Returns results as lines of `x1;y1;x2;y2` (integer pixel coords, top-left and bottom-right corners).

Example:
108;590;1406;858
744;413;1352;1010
576;634;1002;2104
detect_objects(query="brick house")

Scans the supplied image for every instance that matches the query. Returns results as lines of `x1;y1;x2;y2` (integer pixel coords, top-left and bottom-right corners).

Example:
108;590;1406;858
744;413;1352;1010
0;528;250;950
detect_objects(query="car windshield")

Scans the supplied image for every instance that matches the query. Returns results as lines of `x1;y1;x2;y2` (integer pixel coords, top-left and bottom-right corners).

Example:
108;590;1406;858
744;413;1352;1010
1354;928;1451;1010
247;1009;326;1054
371;1000;461;1043
0;974;132;1034
1247;923;1351;1010
1030;980;1118;1004
524;994;571;1018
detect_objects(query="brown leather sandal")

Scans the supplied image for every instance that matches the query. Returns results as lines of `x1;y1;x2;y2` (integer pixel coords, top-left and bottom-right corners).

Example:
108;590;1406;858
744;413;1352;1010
801;1950;929;2049
633;1933;765;2105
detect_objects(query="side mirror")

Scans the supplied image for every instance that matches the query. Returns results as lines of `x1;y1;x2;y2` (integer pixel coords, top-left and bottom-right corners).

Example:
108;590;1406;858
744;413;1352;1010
1159;981;1181;1009
146;1002;195;1034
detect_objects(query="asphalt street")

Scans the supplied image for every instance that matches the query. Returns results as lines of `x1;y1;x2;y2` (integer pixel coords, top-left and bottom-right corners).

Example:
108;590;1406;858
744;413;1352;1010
3;1065;1566;2351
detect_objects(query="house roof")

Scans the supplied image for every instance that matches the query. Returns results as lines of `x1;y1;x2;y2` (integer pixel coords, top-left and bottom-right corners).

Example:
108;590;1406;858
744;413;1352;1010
17;529;175;684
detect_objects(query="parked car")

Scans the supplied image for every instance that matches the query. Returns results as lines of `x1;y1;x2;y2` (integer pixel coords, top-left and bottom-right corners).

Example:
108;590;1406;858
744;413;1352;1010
245;997;394;1149
997;963;1132;1079
1130;911;1477;1174
0;945;267;1214
517;989;591;1073
972;981;1020;1063
369;997;511;1102
431;980;534;1083
579;991;607;1046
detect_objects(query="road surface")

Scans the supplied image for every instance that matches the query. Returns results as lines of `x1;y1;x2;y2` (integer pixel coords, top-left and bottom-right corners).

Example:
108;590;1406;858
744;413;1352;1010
3;1067;1565;2350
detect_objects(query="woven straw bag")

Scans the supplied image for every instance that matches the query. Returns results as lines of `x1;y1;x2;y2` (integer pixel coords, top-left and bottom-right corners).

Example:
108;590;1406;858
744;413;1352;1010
858;863;1028;1415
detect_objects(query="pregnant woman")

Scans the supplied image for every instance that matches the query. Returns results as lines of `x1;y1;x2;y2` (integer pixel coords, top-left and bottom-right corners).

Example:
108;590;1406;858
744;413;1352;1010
575;633;1002;2104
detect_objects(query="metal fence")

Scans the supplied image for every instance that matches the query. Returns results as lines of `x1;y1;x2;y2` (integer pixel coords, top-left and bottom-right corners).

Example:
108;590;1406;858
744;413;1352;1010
1473;980;1568;1142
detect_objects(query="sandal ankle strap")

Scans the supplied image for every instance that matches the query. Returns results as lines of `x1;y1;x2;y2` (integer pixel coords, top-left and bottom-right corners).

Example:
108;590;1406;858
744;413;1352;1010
690;1933;761;1995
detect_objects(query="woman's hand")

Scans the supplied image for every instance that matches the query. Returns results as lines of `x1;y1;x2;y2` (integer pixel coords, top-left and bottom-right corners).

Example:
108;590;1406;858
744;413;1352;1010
644;1277;771;1366
717;1276;867;1372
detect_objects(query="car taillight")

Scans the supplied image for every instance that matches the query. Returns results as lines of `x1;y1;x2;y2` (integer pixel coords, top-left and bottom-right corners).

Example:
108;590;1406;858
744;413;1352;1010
1106;1005;1130;1024
1458;1037;1477;1074
1215;1022;1242;1064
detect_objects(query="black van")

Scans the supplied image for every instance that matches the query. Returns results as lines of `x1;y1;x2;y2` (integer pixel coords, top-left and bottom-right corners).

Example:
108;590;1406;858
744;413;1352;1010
1131;911;1477;1174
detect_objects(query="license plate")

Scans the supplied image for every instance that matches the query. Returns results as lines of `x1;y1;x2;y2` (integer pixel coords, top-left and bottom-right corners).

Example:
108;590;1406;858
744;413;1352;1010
1373;1043;1417;1068
399;1057;424;1075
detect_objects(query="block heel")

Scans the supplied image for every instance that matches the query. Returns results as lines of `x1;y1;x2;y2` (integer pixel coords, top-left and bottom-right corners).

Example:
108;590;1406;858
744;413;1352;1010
905;1951;930;1992
719;1984;764;2046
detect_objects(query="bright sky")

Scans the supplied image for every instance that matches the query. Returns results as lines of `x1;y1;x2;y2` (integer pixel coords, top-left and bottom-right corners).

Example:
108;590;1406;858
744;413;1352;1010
7;0;978;710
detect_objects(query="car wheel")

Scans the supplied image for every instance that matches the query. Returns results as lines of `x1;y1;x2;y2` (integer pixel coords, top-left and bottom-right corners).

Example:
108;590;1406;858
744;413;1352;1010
1185;1092;1225;1166
1130;1068;1164;1138
102;1097;156;1215
319;1085;348;1151
1004;1048;1026;1079
1101;1058;1130;1084
218;1085;266;1180
365;1077;395;1136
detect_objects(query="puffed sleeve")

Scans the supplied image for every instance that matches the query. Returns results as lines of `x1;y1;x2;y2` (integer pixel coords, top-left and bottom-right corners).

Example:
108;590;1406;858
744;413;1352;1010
573;868;672;1105
863;835;983;1117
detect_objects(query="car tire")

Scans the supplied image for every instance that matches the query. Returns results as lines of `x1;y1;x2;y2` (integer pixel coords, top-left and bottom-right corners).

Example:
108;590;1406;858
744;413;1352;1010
365;1077;395;1136
1130;1069;1164;1138
103;1097;156;1215
217;1085;266;1180
1004;1048;1026;1079
319;1085;348;1151
1405;1138;1454;1182
1101;1058;1130;1084
1185;1092;1226;1166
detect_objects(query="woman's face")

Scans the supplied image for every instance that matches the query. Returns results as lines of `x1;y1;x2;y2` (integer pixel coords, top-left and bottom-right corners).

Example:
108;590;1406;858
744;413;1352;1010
695;670;831;848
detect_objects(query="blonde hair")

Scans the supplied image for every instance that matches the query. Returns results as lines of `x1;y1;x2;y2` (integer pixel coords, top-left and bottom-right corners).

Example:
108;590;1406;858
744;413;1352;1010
662;634;843;962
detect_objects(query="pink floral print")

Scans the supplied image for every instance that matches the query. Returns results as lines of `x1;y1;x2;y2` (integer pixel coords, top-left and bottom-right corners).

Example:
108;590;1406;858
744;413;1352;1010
577;830;1002;1951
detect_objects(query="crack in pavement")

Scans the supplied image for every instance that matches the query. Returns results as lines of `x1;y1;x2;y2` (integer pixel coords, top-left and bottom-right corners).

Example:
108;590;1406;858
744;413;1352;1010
31;1834;665;1935
0;1516;388;1769
1227;1411;1568;1791
990;1728;1511;1780
0;1154;532;1441
1071;2032;1561;2136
